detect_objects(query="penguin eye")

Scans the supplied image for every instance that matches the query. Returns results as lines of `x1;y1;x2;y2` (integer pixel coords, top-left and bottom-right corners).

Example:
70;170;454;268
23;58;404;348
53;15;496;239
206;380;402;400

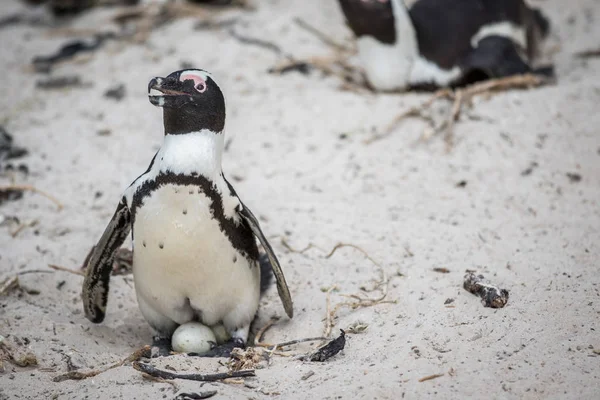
194;81;207;93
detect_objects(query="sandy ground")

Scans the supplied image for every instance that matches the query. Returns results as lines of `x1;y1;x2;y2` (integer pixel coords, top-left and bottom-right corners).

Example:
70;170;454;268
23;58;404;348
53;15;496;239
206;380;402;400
1;0;599;398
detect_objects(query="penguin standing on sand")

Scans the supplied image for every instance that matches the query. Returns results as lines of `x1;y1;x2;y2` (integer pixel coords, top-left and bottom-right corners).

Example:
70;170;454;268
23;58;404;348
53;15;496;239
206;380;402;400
338;0;552;91
82;69;293;356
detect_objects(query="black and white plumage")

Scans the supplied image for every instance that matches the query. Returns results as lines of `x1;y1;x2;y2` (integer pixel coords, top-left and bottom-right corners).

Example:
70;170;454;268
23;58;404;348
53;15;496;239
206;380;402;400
338;0;552;91
82;69;293;356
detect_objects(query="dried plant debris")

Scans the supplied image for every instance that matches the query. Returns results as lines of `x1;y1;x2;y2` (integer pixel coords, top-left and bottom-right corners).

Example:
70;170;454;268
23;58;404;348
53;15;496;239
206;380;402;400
36;75;91;89
365;74;552;149
418;373;444;382
29;2;238;72
0;188;24;205
19;0;139;17
463;272;509;308
175;392;218;400
0;127;28;166
0;335;39;368
305;330;346;362
321;243;395;339
54;345;151;382
1;271;50;295
228;347;268;371
104;83;126;101
0;276;20;296
0;8;51;29
32;33;115;73
132;362;255;382
0;184;63;209
345;321;368;334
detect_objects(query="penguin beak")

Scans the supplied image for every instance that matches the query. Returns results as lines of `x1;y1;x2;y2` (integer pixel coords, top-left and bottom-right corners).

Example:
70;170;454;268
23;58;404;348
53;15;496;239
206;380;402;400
148;76;190;108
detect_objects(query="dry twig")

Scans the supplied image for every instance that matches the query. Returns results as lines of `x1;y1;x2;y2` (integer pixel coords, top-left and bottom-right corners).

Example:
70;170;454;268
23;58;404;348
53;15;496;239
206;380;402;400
322;243;394;338
0;276;19;296
0;184;63;210
418;373;444;382
254;319;276;345
365;74;550;148
53;346;151;382
279;237;326;254
256;337;328;350
48;264;84;276
133;362;255;382
10;219;38;238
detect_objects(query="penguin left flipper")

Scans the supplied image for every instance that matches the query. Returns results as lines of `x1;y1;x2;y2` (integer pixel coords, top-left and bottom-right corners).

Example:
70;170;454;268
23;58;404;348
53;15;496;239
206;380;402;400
459;35;532;86
238;202;294;319
82;198;131;323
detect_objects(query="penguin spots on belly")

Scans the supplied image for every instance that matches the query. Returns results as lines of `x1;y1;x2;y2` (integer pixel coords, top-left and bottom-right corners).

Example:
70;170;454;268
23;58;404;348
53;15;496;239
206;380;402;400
130;172;259;260
182;209;188;215
189;189;194;194
159;242;164;249
233;255;237;263
143;241;147;247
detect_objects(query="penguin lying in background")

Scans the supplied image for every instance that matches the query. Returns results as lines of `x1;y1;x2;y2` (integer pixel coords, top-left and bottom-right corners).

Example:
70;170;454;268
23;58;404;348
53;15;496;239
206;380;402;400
82;69;293;357
338;0;552;92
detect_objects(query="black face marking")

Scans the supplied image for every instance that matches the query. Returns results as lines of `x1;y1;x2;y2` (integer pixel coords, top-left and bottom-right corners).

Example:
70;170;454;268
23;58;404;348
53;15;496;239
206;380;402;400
338;0;396;44
130;172;259;261
148;69;226;135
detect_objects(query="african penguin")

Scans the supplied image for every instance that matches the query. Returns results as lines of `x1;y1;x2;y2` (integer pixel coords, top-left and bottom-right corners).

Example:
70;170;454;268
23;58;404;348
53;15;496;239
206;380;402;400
82;69;293;357
338;0;552;91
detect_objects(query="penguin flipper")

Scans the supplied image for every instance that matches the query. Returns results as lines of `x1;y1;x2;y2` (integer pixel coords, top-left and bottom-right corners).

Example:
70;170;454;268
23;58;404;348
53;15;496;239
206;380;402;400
238;204;294;319
82;198;131;323
459;36;532;86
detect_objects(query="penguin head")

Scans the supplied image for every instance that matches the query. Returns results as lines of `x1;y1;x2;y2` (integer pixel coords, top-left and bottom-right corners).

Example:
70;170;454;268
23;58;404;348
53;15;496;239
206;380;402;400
148;69;225;135
338;0;397;45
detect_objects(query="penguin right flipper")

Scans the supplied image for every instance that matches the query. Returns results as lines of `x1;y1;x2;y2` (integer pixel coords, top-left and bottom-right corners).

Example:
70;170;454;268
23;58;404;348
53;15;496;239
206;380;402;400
238;203;294;319
82;198;131;323
459;35;532;86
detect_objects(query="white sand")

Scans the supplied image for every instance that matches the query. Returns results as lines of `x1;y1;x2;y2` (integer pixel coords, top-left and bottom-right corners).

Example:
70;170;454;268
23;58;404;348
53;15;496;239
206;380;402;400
1;0;599;398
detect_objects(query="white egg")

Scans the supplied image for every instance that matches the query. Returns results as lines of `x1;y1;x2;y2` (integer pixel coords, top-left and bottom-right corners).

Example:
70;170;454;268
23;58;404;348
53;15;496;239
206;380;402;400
171;322;216;354
210;324;231;344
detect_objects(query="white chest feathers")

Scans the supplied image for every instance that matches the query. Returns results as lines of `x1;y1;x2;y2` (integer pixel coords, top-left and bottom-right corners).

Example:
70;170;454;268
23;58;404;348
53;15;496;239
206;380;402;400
131;184;260;327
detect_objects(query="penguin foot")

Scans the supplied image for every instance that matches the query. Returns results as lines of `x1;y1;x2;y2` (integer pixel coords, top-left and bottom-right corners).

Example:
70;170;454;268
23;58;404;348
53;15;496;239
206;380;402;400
188;338;245;358
151;336;172;358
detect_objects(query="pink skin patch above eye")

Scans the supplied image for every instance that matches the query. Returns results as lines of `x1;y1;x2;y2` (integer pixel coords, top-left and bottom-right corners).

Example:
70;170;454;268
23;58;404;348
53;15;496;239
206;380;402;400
180;73;207;93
